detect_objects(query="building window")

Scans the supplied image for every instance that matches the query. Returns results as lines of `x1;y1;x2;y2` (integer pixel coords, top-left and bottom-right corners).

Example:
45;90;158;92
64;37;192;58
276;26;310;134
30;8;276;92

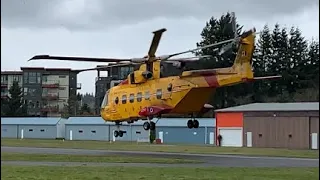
28;88;37;96
23;72;28;83
78;130;83;133
145;91;150;100
121;95;127;104
1;75;8;83
114;97;119;104
156;89;162;99
25;72;41;84
24;88;28;95
42;76;47;82
40;129;45;132
36;101;40;108
29;129;33;132
29;100;34;108
136;131;141;134
129;94;134;103
12;75;21;83
91;130;96;133
137;92;142;102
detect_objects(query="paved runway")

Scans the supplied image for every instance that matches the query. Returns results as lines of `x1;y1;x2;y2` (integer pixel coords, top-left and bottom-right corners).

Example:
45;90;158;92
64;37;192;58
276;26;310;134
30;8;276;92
1;146;319;167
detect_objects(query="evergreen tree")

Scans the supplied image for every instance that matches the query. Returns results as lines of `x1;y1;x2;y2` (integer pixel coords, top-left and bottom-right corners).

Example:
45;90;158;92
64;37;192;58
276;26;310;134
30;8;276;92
80;103;92;115
251;24;272;102
277;27;291;100
306;39;319;89
268;23;282;96
287;27;308;93
62;95;79;118
2;81;27;117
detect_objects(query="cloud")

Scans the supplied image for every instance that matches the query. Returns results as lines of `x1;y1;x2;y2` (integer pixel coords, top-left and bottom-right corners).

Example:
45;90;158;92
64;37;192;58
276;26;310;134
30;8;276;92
1;0;318;30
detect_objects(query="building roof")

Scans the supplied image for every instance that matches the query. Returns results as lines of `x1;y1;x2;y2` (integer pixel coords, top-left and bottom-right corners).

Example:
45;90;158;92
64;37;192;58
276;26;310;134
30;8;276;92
215;102;319;112
1;71;23;75
65;117;216;127
1;117;64;125
20;67;73;71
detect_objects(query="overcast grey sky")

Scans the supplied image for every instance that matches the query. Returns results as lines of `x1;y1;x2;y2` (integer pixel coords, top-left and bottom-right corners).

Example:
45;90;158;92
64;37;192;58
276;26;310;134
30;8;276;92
1;0;319;94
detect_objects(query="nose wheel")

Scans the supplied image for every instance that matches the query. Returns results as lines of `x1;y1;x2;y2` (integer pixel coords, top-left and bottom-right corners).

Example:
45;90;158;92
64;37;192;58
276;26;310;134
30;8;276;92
114;130;124;138
187;119;199;129
114;122;124;138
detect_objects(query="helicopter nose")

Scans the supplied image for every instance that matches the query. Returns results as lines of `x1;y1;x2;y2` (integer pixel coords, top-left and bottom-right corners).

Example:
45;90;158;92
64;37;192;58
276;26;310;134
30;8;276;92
100;106;111;121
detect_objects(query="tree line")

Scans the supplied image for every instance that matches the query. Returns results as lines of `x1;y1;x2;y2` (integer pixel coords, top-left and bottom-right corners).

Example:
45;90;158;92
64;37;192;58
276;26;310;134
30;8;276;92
191;12;319;112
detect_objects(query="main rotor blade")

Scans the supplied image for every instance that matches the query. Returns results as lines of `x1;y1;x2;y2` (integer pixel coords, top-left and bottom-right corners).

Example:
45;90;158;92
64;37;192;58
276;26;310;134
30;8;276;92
29;55;132;63
160;38;235;60
165;55;212;62
230;12;238;39
148;28;167;58
74;63;139;73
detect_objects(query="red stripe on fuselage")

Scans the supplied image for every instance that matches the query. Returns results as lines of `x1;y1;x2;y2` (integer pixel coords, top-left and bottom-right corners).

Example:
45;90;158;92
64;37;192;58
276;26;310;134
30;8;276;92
203;75;219;87
119;79;128;85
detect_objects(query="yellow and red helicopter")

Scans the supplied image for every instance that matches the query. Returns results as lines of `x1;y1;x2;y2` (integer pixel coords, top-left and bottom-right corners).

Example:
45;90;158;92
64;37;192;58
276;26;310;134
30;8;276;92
29;12;280;137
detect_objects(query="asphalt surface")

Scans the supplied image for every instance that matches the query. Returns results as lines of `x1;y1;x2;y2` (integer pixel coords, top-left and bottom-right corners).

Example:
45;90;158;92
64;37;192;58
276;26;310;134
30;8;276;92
1;146;319;167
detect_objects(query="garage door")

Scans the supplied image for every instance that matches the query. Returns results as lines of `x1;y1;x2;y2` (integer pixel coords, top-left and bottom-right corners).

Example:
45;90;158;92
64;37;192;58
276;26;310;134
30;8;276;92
219;128;242;147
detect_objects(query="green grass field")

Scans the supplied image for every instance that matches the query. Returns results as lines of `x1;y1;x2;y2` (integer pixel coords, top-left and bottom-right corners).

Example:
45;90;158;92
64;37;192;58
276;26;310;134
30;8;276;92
1;152;201;164
1;138;319;158
1;166;319;180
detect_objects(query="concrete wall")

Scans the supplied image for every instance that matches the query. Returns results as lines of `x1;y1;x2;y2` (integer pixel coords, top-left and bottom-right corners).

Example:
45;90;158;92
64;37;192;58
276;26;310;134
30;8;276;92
18;125;58;139
64;124;214;144
65;124;110;141
1;125;18;138
156;127;215;145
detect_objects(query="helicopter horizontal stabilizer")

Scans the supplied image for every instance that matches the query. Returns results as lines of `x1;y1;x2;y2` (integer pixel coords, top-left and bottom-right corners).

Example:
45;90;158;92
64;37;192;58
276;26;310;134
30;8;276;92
242;75;282;82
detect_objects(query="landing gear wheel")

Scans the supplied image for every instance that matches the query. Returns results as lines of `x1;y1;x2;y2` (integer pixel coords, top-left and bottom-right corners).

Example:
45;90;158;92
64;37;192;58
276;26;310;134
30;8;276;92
150;121;156;130
143;122;150;130
114;130;119;137
193;120;199;128
187;120;193;129
118;131;123;137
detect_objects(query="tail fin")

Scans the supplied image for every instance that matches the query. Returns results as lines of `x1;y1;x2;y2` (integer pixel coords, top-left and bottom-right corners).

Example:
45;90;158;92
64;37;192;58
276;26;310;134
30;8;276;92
232;28;256;79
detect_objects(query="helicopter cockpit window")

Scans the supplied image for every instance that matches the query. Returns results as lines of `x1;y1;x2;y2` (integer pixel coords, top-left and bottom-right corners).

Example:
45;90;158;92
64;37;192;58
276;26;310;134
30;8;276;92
137;92;142;102
156;89;162;99
122;95;127;104
129;94;135;103
145;91;150;100
101;90;109;108
114;97;119;104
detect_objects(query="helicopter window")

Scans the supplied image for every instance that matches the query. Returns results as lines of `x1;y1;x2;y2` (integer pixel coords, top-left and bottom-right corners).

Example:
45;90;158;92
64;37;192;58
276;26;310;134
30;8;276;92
137;92;142;102
100;90;109;108
121;95;127;104
156;89;162;99
145;91;150;100
114;97;119;104
129;94;135;103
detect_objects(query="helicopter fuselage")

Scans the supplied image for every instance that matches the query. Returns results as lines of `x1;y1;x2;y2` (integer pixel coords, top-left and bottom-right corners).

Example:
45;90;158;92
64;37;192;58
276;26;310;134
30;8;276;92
100;31;256;123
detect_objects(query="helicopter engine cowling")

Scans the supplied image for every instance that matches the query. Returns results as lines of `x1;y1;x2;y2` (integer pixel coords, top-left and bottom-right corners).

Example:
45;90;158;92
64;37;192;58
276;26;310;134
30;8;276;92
129;70;153;84
142;71;153;79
